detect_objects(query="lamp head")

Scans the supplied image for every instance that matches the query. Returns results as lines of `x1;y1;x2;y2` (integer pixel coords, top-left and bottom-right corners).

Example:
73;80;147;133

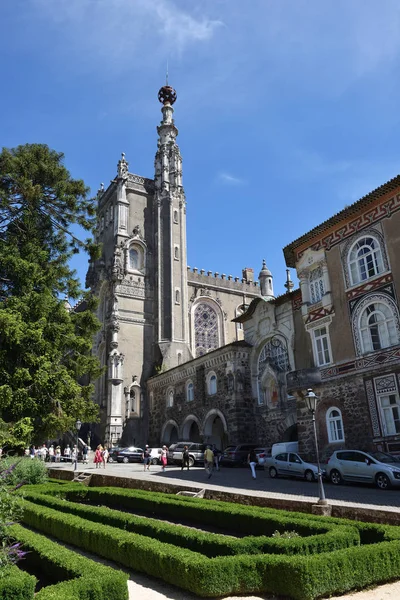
75;419;82;431
304;388;318;413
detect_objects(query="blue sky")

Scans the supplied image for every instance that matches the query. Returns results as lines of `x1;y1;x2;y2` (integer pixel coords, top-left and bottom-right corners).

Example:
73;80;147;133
2;0;400;296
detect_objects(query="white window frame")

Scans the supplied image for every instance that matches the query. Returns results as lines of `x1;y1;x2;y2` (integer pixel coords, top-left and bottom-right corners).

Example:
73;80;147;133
358;300;399;354
326;407;345;443
311;325;332;367
378;391;400;436
186;381;194;402
126;242;145;274
348;235;384;286
207;371;217;396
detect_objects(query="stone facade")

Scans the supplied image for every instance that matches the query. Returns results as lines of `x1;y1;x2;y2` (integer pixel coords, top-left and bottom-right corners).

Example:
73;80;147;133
285;177;400;460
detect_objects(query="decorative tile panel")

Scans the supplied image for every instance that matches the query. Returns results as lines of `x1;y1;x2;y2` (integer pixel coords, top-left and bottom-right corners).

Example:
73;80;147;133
365;379;381;437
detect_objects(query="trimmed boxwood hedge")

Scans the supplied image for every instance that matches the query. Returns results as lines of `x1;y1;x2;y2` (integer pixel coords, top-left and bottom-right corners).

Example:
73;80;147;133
19;497;400;599
8;523;129;600
19;489;360;556
0;565;35;600
22;483;400;544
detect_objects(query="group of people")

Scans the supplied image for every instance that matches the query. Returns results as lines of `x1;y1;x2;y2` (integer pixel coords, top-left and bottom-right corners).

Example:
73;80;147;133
25;443;90;464
203;445;223;479
93;445;109;468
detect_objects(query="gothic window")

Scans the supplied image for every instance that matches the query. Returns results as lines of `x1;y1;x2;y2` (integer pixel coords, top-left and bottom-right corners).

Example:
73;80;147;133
258;338;290;374
175;289;180;304
312;326;332;366
130;389;138;413
174;246;179;260
358;301;399;353
129;248;140;270
309;266;324;304
173;210;178;224
348;236;384;286
194;303;219;357
326;407;345;443
207;372;217;396
166;389;174;408
186;381;194;402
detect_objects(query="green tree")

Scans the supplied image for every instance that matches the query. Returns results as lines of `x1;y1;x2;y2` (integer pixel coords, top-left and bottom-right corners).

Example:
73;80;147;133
0;144;101;442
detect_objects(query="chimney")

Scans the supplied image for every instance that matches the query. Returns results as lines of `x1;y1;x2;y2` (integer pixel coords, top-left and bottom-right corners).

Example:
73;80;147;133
242;267;254;282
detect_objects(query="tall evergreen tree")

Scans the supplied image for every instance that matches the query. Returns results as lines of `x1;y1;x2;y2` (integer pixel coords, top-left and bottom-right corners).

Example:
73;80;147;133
0;144;101;442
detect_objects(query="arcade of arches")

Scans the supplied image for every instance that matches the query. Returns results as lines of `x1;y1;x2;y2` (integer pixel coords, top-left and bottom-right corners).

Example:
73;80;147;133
161;412;228;450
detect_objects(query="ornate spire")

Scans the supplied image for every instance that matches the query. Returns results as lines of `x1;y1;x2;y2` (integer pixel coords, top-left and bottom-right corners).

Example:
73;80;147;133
284;268;294;292
117;152;128;179
154;82;183;196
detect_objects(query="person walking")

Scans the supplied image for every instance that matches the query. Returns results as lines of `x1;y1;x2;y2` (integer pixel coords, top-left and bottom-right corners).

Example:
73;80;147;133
142;445;151;471
160;445;168;472
248;448;257;480
204;446;214;479
48;445;55;462
213;446;222;471
181;445;190;471
29;445;36;459
55;446;61;462
82;444;88;465
94;445;103;469
64;445;71;462
102;445;109;468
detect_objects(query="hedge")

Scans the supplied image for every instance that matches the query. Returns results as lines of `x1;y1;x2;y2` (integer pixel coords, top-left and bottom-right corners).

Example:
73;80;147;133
23;482;400;545
8;523;129;600
0;565;35;600
19;498;400;599
20;489;359;557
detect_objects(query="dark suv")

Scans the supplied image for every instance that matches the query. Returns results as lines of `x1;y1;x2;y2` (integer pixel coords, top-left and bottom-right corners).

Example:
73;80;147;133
222;444;259;466
169;442;206;467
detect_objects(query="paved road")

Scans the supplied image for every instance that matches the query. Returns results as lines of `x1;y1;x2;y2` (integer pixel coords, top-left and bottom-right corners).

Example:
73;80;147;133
51;460;400;509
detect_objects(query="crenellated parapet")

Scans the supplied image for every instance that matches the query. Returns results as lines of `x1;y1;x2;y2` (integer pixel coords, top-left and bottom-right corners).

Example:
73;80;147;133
187;266;260;295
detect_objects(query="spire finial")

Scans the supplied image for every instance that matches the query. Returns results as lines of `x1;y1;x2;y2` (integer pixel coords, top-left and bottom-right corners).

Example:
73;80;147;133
166;60;169;86
284;268;294;292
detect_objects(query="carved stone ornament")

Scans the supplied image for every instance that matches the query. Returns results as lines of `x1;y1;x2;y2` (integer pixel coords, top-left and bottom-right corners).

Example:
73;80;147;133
117;152;129;179
111;247;124;282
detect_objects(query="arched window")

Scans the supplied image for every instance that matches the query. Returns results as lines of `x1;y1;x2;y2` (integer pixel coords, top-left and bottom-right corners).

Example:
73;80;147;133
326;407;345;443
175;289;180;304
166;389;174;408
309;266;324;304
186;381;194;402
359;301;399;353
129;248;139;270
348;236;384;285
207;372;217;396
258;338;290;374
130;389;137;413
174;246;179;260
194;303;219;357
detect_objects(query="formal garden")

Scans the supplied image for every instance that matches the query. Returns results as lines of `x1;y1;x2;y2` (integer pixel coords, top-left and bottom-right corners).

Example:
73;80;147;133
2;459;400;599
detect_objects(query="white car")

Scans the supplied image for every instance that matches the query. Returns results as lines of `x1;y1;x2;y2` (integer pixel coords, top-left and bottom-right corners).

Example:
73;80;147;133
264;452;322;482
149;447;163;465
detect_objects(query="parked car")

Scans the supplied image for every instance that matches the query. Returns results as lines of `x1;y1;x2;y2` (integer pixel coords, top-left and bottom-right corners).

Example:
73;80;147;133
116;447;144;463
327;450;400;490
271;442;299;456
108;447;123;463
255;447;271;466
222;444;259;466
169;442;206;467
264;452;322;482
149;447;163;465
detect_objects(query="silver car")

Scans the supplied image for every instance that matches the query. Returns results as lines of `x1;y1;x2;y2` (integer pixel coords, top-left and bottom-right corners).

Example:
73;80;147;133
265;452;320;482
327;450;400;490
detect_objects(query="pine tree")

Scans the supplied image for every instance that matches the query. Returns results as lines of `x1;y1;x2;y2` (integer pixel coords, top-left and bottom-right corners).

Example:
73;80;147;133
0;144;101;443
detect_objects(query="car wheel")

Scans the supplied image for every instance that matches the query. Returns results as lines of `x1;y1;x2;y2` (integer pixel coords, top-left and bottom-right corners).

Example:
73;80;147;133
330;469;342;485
151;457;158;465
304;469;315;482
108;457;114;463
188;456;195;468
122;457;129;464
376;473;391;490
269;467;278;479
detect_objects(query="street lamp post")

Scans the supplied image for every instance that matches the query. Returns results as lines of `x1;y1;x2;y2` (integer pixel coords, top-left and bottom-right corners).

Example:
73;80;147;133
304;389;327;505
74;419;82;471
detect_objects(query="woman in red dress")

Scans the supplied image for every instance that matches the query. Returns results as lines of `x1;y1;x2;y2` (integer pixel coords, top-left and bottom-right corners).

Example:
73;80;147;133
94;445;103;469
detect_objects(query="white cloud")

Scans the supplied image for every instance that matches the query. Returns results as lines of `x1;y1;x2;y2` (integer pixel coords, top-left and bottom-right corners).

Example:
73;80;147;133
218;172;245;185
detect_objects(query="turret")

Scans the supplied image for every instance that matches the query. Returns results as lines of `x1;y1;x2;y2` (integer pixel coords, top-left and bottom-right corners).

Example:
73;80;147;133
259;259;274;300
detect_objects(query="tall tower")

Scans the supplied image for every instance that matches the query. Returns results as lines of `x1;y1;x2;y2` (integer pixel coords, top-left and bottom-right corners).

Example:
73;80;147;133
154;85;191;368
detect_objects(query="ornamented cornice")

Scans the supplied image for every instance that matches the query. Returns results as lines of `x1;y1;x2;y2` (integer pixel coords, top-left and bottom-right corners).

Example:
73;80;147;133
346;273;393;301
305;305;335;325
320;344;400;380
